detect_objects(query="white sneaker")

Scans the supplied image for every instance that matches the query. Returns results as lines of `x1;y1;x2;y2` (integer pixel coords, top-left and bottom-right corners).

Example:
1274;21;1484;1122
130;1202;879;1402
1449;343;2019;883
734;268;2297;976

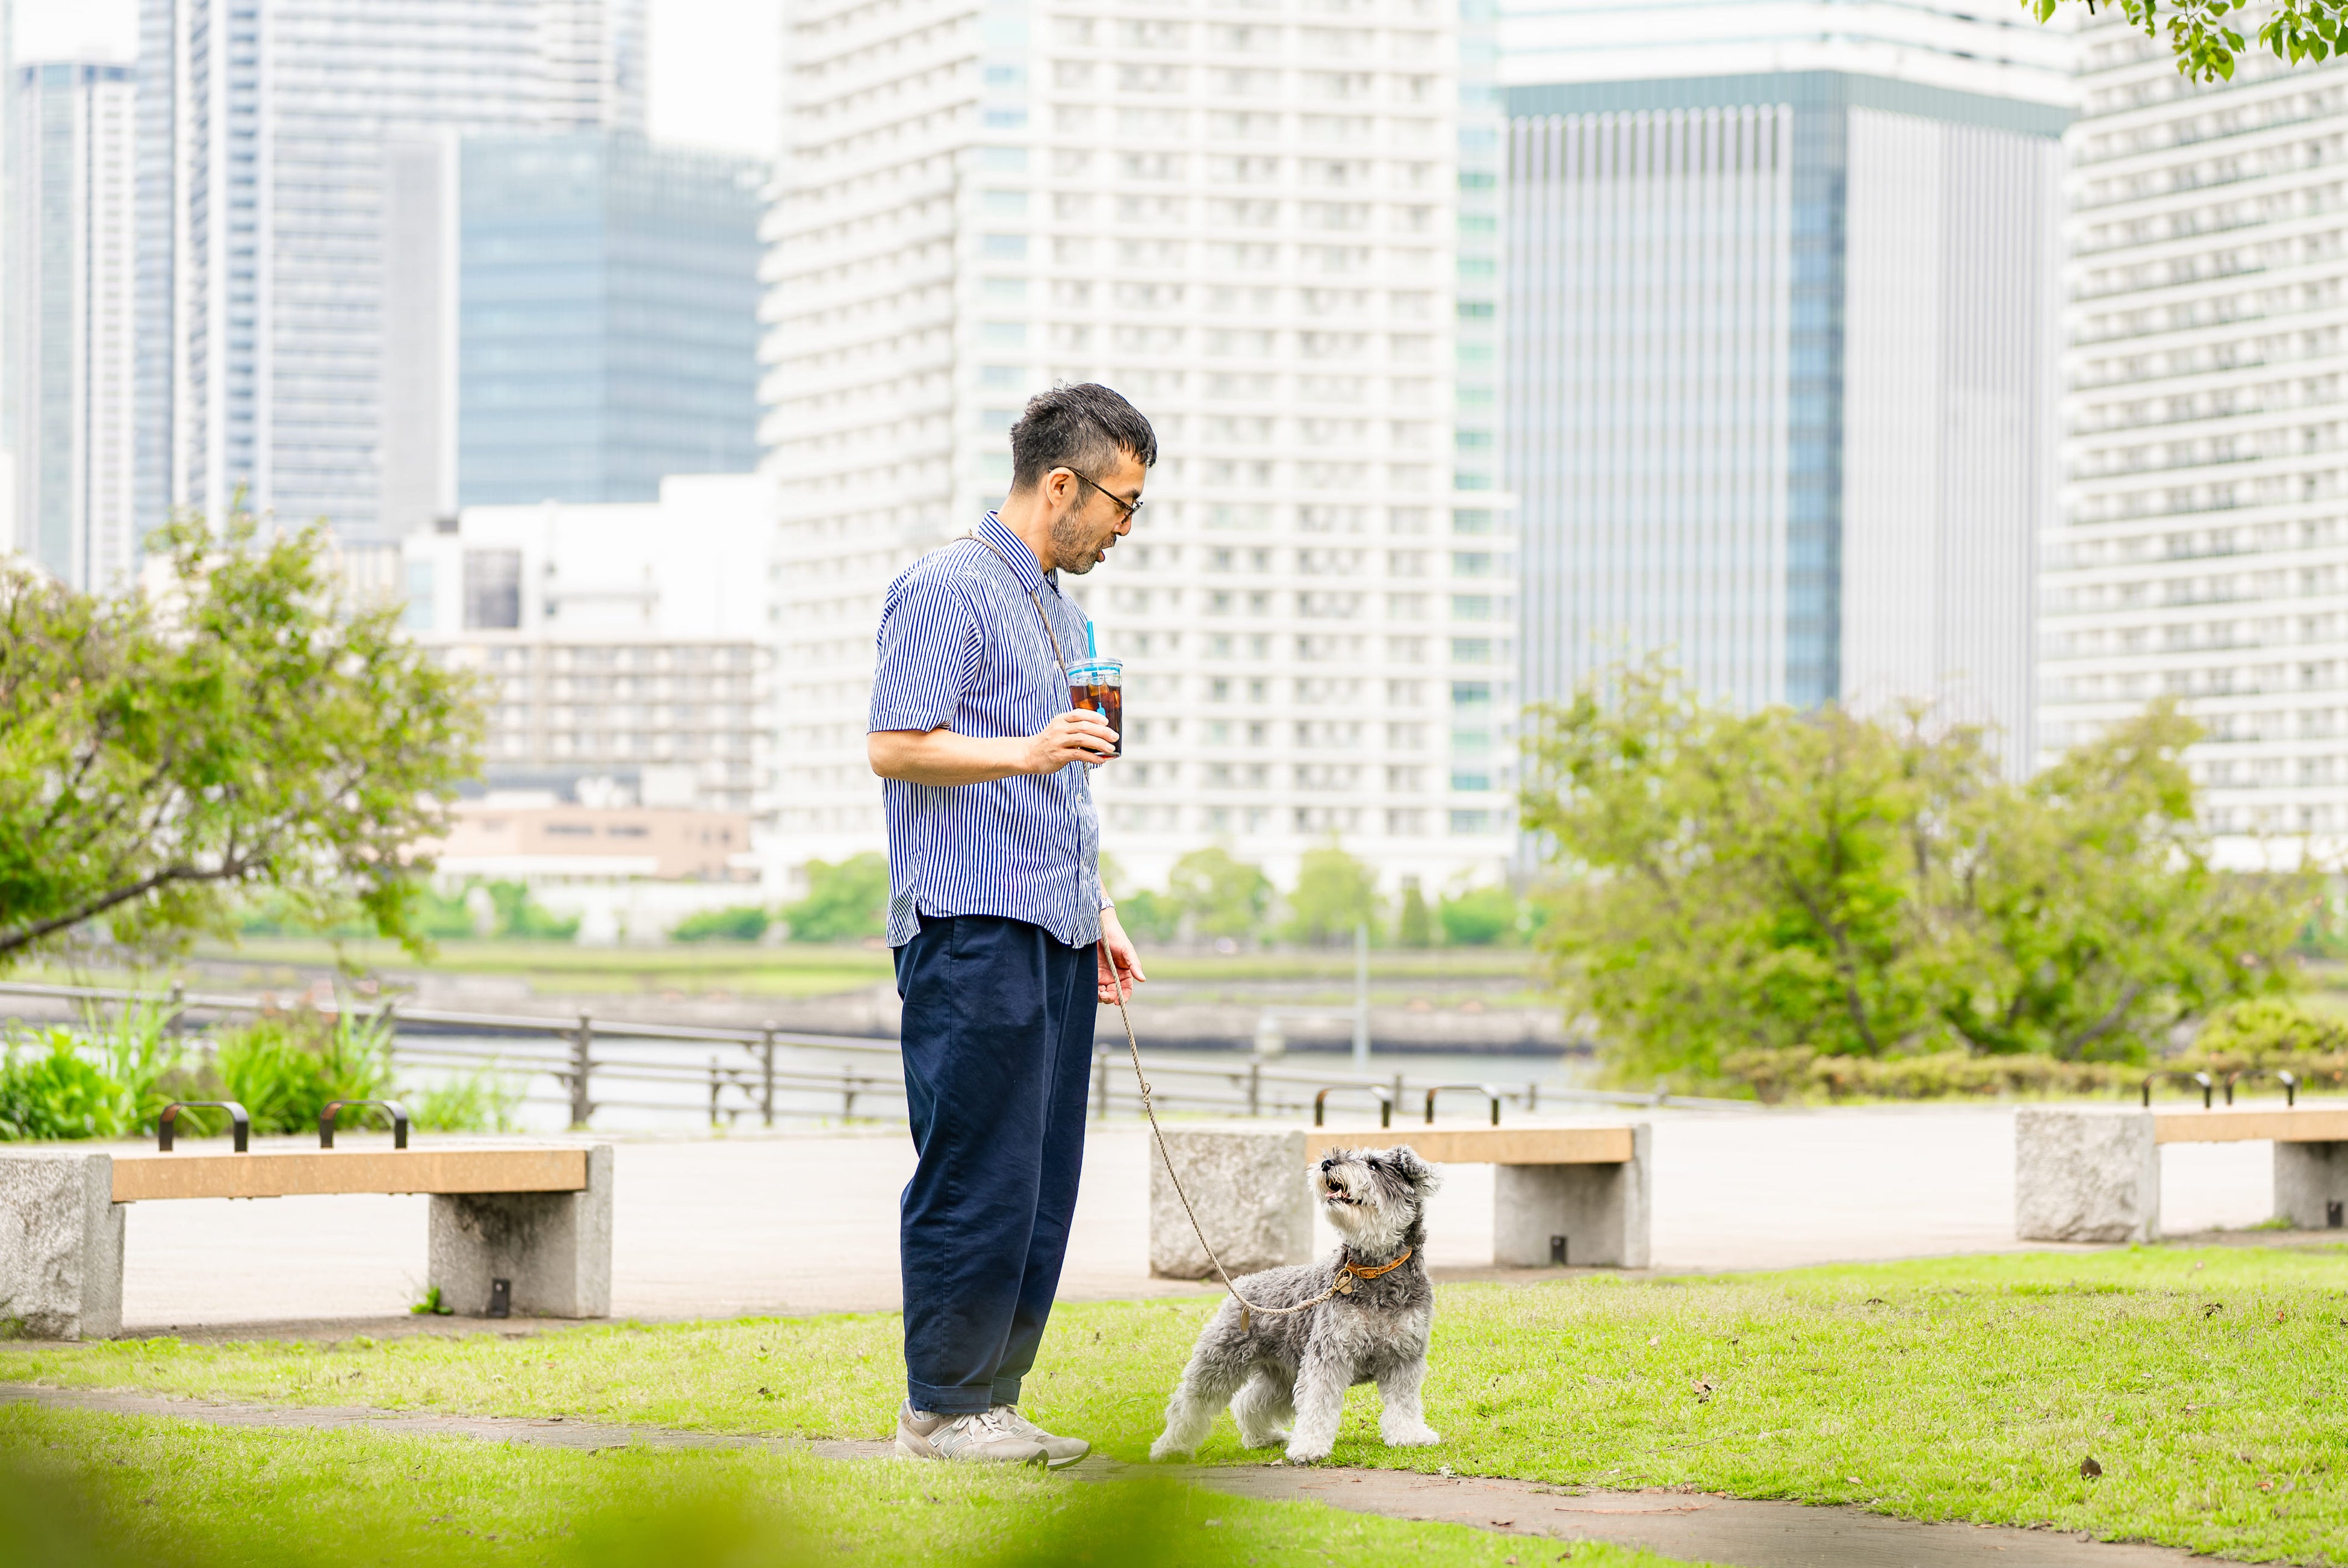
895;1402;1048;1466
993;1404;1090;1469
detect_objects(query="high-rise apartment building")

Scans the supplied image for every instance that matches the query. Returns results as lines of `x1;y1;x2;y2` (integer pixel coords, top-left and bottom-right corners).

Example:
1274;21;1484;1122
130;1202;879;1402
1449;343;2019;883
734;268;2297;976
137;0;647;545
2043;26;2348;847
458;130;765;508
1502;2;2070;757
8;62;138;590
767;0;1514;893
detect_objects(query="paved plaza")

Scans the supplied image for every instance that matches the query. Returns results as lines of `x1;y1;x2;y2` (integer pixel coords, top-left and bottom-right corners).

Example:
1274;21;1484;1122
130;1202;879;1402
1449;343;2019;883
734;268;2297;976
116;1105;2281;1331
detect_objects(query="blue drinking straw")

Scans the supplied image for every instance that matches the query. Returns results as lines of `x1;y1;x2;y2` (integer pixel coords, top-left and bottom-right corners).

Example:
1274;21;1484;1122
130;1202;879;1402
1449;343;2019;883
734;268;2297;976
1086;623;1098;661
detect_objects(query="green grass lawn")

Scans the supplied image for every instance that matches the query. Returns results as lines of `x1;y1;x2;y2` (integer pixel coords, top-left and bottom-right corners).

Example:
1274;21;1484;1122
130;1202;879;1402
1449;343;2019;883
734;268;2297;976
5;1246;2344;1563
0;1404;1611;1568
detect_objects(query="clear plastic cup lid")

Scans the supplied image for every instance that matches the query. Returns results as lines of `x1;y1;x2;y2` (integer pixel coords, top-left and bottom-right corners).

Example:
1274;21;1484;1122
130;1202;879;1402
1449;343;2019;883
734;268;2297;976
1067;658;1122;680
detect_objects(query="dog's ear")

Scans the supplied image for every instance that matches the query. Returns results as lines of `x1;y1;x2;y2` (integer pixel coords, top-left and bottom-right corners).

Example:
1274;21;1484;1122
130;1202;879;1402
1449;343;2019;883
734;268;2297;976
1385;1145;1442;1195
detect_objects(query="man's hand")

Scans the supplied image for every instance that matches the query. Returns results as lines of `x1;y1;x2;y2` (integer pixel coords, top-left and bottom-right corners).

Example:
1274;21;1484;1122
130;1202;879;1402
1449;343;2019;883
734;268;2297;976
869;711;1117;786
1098;908;1146;1005
1025;710;1119;775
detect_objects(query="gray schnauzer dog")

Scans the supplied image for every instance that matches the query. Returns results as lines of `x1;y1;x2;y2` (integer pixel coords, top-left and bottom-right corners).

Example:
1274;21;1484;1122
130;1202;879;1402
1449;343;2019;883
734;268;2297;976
1151;1145;1441;1464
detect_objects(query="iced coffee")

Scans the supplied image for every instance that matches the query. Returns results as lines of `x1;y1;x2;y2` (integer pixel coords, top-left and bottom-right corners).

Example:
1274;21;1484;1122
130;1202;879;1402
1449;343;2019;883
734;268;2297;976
1067;658;1123;758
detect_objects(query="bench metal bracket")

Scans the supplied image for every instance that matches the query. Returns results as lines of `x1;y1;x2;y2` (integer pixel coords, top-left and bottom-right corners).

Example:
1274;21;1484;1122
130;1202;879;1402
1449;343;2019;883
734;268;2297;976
320;1099;410;1149
158;1100;250;1153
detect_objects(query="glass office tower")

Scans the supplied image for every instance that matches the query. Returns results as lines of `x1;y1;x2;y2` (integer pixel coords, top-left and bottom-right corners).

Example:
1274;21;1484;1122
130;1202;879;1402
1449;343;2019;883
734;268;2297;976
1502;4;2069;759
458;131;764;507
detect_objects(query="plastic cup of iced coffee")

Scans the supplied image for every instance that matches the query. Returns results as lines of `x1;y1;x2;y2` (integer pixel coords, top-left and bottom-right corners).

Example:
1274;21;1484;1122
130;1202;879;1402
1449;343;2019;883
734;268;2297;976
1067;658;1123;758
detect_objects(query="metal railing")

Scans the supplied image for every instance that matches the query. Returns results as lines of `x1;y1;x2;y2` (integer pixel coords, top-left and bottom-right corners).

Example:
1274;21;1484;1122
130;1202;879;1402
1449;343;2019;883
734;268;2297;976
0;978;1753;1132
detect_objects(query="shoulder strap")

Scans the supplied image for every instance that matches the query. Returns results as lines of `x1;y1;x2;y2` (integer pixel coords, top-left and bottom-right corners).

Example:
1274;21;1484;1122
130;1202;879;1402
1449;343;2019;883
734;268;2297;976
964;532;1071;680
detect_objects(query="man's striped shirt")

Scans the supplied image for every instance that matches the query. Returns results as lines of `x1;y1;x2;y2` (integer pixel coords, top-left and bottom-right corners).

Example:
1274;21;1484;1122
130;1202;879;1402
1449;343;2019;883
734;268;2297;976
868;511;1110;950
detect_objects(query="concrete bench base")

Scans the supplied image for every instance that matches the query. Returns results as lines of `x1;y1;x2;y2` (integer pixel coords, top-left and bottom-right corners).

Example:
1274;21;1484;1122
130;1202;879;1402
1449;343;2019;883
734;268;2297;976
0;1153;125;1340
428;1145;615;1318
2274;1140;2348;1232
2016;1107;2348;1242
0;1144;613;1340
1148;1124;1651;1278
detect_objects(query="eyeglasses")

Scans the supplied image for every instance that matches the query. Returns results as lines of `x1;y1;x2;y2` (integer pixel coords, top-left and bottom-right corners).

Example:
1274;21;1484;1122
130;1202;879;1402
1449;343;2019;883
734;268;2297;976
1062;468;1144;524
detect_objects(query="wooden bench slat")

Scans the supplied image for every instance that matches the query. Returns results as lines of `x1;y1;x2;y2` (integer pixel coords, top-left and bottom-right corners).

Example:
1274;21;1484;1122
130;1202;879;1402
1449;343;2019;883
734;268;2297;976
2152;1107;2348;1145
110;1148;590;1203
1303;1126;1636;1166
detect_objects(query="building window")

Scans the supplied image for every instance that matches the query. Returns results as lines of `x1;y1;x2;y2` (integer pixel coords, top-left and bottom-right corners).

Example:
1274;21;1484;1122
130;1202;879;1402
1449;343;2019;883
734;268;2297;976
1449;810;1491;835
463;550;521;630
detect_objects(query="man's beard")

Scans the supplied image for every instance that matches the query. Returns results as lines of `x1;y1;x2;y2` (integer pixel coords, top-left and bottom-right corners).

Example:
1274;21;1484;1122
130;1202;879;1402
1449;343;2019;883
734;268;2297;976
1051;513;1108;574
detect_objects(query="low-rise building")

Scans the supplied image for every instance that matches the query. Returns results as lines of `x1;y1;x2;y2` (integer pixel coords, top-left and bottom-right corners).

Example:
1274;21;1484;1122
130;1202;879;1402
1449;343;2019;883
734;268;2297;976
432;797;754;884
350;471;777;820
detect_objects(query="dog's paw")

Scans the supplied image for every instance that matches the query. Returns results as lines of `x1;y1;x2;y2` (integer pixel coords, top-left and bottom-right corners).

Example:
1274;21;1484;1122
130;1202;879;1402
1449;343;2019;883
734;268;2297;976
1282;1441;1334;1465
1237;1429;1290;1451
1383;1425;1442;1447
1148;1436;1192;1462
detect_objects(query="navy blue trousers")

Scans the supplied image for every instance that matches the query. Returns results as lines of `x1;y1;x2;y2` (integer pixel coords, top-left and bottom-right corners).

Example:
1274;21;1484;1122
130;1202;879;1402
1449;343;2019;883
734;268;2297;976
893;914;1097;1415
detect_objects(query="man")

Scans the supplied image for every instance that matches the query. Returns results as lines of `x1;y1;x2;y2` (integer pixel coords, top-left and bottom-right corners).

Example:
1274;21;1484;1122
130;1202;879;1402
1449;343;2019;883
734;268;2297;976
866;383;1154;1466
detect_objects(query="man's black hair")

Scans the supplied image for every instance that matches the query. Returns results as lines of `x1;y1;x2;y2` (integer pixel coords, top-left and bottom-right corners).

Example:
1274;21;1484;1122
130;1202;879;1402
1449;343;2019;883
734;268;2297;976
1008;383;1159;491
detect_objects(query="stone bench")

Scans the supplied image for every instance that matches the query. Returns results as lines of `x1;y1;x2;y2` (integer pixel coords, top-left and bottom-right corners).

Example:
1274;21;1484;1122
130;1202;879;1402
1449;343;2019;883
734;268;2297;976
2015;1105;2348;1243
0;1143;613;1340
1148;1122;1651;1278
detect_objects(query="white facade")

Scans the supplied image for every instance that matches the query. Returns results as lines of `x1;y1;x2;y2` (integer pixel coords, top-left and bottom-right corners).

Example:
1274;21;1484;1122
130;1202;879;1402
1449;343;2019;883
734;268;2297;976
137;0;645;545
766;0;1515;894
1497;0;2076;107
362;473;778;820
2045;26;2348;852
8;63;137;592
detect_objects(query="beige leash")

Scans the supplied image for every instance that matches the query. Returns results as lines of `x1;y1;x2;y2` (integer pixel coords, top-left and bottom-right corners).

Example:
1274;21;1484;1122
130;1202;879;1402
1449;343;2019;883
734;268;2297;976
1098;941;1407;1331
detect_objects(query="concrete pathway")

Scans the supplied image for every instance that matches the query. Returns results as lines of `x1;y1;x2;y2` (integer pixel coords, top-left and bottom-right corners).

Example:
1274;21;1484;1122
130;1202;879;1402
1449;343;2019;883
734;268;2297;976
109;1106;2282;1330
0;1386;2224;1568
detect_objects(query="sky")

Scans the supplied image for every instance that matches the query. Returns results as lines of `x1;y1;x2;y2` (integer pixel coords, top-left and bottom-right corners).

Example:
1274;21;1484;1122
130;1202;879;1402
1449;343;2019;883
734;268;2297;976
8;0;781;157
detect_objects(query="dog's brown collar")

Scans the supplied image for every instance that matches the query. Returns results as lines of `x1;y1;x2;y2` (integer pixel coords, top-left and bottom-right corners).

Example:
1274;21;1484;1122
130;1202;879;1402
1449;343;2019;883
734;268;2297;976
1342;1246;1412;1283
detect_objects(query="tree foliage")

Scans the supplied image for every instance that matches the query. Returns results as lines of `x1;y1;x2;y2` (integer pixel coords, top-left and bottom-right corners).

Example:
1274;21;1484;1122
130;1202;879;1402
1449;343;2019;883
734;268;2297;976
783;853;889;942
0;512;483;967
2039;0;2348;82
1283;844;1383;944
1168;848;1272;940
1520;663;2319;1085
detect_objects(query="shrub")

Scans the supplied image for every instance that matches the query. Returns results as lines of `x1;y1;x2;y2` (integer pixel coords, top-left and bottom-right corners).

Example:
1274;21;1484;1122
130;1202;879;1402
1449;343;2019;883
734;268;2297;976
205;1008;396;1136
784;854;889;942
0;1030;139;1140
671;905;770;943
403;1067;523;1133
1438;883;1517;946
485;881;580;940
2193;996;2348;1062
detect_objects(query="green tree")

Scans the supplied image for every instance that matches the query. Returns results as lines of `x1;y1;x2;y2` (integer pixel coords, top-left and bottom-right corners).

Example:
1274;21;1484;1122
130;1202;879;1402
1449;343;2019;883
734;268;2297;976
0;510;483;965
2030;0;2348;84
784;853;889;942
1167;847;1272;941
1396;878;1432;948
1113;888;1182;944
1439;883;1518;946
1519;663;2317;1085
1284;844;1383;945
1925;704;2312;1061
